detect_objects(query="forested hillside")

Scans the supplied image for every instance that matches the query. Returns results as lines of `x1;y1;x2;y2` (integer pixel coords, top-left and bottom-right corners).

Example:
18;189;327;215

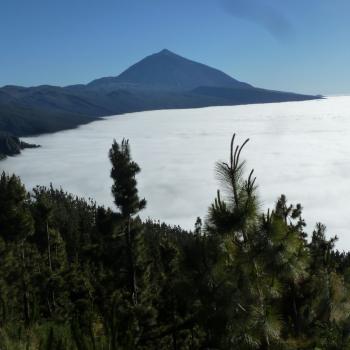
0;131;39;160
1;135;349;349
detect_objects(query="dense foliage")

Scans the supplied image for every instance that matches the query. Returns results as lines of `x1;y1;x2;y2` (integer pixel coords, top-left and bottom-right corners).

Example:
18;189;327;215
0;135;350;349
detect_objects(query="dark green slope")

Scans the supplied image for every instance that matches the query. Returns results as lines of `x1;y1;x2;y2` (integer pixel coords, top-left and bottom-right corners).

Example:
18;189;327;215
0;104;97;137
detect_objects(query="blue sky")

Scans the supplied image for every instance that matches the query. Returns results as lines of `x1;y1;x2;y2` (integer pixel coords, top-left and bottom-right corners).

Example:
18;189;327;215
1;0;349;95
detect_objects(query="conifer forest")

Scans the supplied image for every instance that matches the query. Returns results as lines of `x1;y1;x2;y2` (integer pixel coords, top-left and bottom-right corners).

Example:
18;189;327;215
1;134;350;350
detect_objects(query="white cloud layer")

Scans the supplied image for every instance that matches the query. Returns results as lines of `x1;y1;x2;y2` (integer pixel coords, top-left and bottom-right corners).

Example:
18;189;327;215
2;96;350;249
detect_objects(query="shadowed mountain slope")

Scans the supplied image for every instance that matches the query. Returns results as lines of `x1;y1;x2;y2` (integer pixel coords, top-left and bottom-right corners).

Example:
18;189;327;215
0;49;320;158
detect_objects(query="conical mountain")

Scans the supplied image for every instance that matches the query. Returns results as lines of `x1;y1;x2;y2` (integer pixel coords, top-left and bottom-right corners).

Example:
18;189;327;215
0;49;320;155
89;49;252;91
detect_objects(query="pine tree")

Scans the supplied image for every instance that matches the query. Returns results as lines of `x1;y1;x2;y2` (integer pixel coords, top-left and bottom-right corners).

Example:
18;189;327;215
206;135;283;349
109;139;146;305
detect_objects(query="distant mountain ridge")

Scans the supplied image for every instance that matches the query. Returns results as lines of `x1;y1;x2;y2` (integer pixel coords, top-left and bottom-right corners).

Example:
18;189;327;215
0;49;320;158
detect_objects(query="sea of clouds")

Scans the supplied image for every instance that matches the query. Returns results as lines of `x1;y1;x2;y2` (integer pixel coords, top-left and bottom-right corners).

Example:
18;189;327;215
2;96;350;249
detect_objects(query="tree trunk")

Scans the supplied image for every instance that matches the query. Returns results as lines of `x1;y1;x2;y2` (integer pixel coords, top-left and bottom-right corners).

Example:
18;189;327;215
20;242;30;324
46;221;57;310
126;216;138;305
47;221;52;271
